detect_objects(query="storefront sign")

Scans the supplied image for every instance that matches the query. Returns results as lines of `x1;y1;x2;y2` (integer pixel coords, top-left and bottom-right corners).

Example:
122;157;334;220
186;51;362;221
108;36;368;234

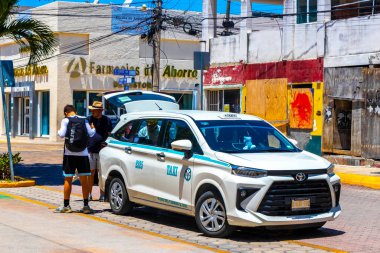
14;65;48;77
67;57;198;79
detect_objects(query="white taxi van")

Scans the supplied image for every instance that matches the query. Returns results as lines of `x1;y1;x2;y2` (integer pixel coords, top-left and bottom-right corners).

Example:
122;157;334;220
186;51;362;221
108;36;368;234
99;110;341;237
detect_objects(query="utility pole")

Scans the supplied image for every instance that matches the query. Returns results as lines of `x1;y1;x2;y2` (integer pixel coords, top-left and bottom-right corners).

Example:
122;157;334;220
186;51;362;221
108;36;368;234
152;0;162;92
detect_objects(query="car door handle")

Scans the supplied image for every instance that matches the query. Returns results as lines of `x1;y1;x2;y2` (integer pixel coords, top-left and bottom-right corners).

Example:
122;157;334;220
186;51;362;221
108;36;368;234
156;152;165;162
125;147;132;154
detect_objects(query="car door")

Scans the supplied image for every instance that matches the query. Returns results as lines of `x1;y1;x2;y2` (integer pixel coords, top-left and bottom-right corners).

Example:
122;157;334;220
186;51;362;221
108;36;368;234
154;119;201;211
109;118;165;203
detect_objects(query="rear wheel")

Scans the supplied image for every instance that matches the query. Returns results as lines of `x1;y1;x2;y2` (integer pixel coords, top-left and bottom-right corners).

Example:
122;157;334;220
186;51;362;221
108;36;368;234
195;191;233;237
109;177;133;215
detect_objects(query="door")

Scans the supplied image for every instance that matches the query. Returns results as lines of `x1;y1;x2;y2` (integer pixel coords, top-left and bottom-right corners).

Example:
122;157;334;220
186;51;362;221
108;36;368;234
111;118;165;202
154;119;200;210
23;97;30;135
333;99;352;150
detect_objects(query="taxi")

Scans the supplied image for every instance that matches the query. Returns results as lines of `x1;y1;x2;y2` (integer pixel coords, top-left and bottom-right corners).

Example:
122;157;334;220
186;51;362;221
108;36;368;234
99;110;341;237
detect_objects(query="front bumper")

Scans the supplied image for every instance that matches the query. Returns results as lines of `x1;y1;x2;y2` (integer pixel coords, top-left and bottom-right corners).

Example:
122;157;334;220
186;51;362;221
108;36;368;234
224;174;342;227
228;205;341;227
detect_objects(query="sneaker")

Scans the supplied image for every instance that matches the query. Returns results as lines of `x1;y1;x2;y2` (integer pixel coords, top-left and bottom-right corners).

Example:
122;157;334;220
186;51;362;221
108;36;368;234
88;194;93;201
98;195;106;202
81;205;93;214
55;205;72;213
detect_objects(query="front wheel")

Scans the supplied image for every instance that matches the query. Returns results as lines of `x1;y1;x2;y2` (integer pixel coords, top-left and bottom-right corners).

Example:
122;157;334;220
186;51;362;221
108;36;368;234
108;177;133;215
195;191;233;237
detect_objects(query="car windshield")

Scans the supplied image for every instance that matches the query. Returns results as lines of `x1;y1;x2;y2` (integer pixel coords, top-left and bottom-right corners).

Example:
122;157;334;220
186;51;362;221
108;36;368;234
195;120;300;153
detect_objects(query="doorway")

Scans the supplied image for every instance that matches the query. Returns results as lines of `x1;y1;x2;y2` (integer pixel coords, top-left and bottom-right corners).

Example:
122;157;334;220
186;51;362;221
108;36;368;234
23;97;30;135
333;99;352;150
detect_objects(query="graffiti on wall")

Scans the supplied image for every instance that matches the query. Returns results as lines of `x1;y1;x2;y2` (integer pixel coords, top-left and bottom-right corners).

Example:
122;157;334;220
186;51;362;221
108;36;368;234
289;89;313;129
367;90;380;116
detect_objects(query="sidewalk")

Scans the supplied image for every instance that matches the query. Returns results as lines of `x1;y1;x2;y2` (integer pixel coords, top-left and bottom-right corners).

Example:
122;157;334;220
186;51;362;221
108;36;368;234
335;165;380;190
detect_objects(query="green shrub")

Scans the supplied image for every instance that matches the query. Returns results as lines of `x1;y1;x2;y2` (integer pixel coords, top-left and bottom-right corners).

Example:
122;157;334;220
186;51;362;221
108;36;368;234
0;153;22;180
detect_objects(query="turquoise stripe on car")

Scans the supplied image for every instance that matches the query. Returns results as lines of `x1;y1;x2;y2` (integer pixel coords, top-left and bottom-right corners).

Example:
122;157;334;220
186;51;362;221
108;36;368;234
193;154;231;168
109;139;231;168
109;139;184;156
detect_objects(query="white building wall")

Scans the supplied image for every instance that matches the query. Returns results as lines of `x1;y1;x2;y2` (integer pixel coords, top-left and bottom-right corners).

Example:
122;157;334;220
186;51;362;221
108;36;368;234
248;30;282;63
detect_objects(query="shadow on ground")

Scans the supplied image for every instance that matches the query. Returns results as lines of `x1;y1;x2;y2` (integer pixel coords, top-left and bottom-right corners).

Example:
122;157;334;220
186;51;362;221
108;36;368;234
15;163;66;186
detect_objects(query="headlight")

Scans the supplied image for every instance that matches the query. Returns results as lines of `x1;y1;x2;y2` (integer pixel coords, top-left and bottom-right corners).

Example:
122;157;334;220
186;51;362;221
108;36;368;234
327;164;335;175
231;165;267;178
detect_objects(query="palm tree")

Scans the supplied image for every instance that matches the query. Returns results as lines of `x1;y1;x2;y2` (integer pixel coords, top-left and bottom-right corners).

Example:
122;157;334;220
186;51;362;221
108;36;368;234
0;0;56;64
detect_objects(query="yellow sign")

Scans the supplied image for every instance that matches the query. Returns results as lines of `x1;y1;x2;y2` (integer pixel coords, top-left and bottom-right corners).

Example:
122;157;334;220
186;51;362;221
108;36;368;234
14;65;48;77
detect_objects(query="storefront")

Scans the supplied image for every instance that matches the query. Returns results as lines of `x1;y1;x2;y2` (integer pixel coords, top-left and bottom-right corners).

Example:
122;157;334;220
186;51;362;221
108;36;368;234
9;81;49;138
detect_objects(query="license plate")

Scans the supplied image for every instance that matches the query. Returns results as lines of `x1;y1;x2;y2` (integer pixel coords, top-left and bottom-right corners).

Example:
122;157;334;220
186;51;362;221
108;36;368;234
291;198;310;210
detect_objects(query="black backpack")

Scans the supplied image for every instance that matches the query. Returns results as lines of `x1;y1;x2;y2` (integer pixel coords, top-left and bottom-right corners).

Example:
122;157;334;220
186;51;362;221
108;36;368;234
65;116;88;152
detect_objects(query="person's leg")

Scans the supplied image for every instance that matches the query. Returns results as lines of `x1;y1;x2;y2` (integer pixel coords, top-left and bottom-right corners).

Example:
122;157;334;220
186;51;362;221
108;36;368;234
77;155;92;213
88;153;96;200
95;153;105;201
79;175;90;201
64;177;73;201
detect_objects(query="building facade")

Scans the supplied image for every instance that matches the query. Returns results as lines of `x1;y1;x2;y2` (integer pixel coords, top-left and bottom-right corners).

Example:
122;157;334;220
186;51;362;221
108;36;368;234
202;0;380;158
0;1;202;142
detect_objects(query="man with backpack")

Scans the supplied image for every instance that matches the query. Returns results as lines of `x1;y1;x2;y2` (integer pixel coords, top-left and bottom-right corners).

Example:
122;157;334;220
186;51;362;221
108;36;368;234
87;101;112;202
56;104;96;214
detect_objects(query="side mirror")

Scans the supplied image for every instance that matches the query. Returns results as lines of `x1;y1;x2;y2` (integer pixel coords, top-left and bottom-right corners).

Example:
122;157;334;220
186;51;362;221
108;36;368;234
171;139;192;151
288;138;298;146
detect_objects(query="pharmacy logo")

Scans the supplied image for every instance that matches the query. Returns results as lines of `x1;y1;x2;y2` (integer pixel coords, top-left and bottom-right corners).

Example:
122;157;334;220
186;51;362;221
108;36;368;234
66;57;87;78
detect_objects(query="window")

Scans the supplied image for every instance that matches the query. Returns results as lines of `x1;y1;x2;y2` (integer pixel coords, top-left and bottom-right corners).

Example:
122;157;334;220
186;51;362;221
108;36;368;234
297;0;317;24
73;91;86;116
162;120;203;154
113;121;136;142
331;0;380;20
196;120;300;153
126;119;164;146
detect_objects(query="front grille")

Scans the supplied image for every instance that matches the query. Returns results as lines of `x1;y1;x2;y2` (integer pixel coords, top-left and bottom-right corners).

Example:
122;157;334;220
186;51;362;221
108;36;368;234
257;180;332;216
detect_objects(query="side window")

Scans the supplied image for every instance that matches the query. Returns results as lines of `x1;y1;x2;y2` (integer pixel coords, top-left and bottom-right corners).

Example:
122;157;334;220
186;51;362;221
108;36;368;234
113;121;137;142
163;120;203;154
129;119;164;146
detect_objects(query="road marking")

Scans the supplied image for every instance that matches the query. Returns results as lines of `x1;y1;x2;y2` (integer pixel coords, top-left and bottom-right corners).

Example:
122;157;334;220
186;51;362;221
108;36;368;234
0;190;227;253
285;240;348;253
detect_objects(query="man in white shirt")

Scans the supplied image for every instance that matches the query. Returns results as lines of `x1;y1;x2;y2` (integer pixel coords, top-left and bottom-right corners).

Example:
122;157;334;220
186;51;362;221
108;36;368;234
56;105;96;214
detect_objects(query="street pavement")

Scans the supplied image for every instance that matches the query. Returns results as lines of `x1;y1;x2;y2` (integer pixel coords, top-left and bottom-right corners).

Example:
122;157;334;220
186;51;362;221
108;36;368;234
0;194;213;253
1;142;380;252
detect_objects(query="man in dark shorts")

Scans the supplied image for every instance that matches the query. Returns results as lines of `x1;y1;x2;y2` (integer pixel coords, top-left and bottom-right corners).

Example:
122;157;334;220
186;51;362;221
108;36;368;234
87;101;112;201
56;105;96;213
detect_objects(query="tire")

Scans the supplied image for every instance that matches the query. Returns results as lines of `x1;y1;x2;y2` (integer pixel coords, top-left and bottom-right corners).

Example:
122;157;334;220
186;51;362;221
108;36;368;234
108;177;133;215
195;191;233;237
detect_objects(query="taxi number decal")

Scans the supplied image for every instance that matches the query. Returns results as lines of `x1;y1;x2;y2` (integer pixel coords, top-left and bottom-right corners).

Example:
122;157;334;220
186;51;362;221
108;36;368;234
167;165;178;177
135;160;144;170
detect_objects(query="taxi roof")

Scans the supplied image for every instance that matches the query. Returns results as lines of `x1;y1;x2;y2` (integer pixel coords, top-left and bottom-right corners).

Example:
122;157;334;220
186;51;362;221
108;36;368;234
121;110;263;122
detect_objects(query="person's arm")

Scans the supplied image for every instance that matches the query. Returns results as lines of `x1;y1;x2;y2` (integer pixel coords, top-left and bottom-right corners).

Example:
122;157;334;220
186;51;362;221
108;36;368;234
86;122;96;138
57;118;69;138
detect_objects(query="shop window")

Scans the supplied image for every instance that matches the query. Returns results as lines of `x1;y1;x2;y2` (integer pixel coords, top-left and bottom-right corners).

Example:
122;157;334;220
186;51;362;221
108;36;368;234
73;91;86;116
41;92;50;136
332;0;380;19
169;93;193;110
297;0;317;24
207;89;240;113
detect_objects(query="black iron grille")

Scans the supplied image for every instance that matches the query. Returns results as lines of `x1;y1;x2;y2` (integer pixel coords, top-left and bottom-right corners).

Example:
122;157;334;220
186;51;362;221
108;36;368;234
257;180;332;216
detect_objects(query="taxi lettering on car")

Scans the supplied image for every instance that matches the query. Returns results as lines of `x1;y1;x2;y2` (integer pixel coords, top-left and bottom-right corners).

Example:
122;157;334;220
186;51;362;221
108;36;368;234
99;94;341;237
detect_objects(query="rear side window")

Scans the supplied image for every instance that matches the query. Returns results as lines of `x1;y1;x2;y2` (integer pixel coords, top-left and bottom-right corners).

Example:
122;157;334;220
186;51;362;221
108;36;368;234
162;120;203;154
112;120;139;142
129;119;164;146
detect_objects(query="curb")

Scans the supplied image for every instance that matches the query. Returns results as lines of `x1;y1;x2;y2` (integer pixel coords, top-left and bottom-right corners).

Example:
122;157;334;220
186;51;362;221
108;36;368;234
336;172;380;190
0;178;36;188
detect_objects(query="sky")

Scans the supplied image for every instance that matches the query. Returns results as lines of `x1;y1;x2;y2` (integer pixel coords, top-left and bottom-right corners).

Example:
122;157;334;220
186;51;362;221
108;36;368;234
18;0;283;14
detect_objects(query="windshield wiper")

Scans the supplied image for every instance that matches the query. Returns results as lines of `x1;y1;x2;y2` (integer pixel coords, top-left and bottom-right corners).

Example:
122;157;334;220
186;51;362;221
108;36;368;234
259;149;296;152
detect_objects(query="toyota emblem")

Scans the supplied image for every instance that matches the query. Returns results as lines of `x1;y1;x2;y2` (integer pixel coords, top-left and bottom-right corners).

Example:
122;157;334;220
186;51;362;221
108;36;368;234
295;172;307;182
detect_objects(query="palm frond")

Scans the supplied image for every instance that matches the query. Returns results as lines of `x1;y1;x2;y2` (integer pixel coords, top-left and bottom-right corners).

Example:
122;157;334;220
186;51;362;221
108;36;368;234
2;18;56;64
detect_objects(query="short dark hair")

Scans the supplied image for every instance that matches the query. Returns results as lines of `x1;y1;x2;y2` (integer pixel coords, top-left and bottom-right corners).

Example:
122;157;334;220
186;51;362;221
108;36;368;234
64;104;76;114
